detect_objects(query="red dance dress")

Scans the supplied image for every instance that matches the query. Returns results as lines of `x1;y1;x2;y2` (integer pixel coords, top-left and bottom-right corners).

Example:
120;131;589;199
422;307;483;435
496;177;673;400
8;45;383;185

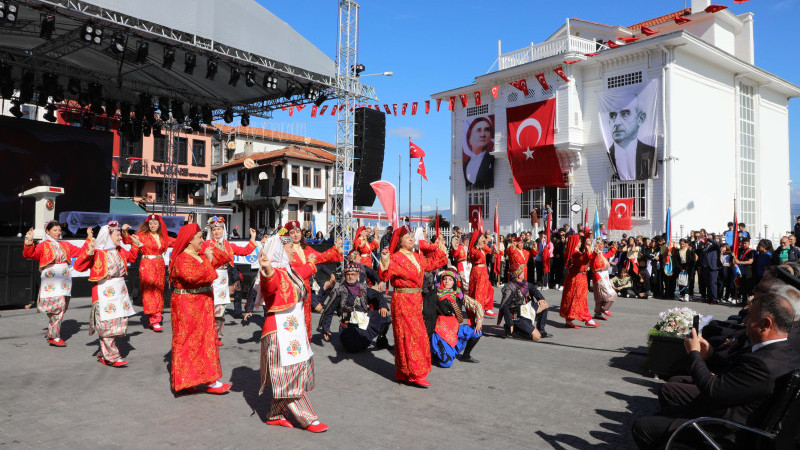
169;248;230;391
505;246;530;280
350;237;378;267
124;232;174;326
559;251;593;322
379;248;447;383
468;245;494;312
290;243;342;339
450;244;468;273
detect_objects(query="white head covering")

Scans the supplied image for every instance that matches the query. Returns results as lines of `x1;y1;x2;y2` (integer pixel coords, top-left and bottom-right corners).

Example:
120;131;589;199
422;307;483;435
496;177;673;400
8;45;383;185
207;216;227;242
94;223;119;251
262;234;291;269
43;220;59;243
414;226;426;244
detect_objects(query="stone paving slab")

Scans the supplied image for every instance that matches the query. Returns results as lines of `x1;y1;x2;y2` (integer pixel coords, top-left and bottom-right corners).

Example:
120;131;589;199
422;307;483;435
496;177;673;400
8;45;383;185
0;288;738;449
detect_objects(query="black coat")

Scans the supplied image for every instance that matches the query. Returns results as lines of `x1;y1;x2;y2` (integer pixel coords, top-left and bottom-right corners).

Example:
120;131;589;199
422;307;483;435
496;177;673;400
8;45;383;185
608;140;657;181
672;248;696;273
770;246;800;266
696;240;721;271
463;152;495;189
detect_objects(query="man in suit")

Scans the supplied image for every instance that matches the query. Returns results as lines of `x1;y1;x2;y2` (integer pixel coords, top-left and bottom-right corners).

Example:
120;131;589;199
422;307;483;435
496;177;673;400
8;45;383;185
605;96;656;181
696;232;721;303
632;293;800;449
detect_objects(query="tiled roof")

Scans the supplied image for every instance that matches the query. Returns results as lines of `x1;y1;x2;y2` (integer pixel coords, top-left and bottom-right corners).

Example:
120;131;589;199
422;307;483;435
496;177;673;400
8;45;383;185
628;8;692;31
215;124;335;150
213;144;336;171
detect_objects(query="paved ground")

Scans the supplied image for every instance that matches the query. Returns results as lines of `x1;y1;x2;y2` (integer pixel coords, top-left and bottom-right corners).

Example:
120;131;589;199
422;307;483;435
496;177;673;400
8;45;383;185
0;288;740;449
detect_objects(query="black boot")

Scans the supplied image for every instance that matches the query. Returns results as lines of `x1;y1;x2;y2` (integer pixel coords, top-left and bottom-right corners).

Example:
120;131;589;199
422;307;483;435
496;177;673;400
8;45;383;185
459;337;480;363
375;323;390;349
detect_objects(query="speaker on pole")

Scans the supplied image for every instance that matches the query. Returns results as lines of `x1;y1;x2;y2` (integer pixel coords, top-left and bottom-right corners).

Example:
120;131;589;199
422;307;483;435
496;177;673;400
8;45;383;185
353;107;385;207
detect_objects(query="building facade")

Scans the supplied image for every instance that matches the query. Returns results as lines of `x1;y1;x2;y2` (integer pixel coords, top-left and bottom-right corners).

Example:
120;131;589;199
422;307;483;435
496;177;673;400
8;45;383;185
434;0;799;241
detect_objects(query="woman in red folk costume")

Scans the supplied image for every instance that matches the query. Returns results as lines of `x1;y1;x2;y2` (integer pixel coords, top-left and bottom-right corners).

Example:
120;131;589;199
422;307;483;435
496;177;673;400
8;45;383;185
122;214;173;332
450;236;469;290
284;220;343;338
379;226;448;387
467;230;498;317
22;221;89;347
74;221;141;367
349;226;378;267
168;223;232;395
258;231;327;432
559;235;600;329
201;216;256;345
505;237;531;280
590;239;616;321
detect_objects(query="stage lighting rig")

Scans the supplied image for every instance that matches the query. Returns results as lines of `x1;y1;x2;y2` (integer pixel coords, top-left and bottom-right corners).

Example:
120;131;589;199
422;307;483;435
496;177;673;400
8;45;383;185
162;46;175;69
9;100;24;119
83;22;102;45
41;73;63;102
205;59;218;80
240;111;250;127
158;96;170;116
284;81;299;100
184;52;196;74
263;74;277;91
43;103;57;122
135;41;149;63
314;93;328;107
111;33;126;54
201;105;212;124
245;69;256;87
39;13;55;39
352;63;366;76
222;107;234;124
228;67;241;86
1;2;18;23
304;86;318;100
172;100;185;123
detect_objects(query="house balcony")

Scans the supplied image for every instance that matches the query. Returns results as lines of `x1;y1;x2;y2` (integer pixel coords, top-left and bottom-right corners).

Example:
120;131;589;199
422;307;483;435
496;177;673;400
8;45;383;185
498;36;607;70
242;179;289;204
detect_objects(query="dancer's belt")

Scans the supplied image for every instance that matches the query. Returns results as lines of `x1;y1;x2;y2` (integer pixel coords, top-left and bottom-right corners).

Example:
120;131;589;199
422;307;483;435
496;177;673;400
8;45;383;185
173;286;212;295
141;255;163;259
394;288;422;294
361;253;370;258
473;264;487;267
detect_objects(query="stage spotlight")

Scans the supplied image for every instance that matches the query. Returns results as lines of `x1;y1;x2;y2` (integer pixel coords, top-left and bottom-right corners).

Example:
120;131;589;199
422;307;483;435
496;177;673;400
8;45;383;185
83;22;102;44
352;63;366;76
201;105;212;124
228;67;241;86
314;93;328;107
158;96;170;116
42;73;63;102
67;77;81;95
184;52;196;74
162;46;175;69
19;71;35;103
223;107;234;124
35;90;49;107
171;100;185;123
9;100;24;119
81;111;94;129
39;13;55;39
245;69;256;87
240;111;250;127
205;59;218;80
304;86;318;100
135;41;149;63
262;74;277;91
2;2;18;23
43;103;57;122
111;33;126;54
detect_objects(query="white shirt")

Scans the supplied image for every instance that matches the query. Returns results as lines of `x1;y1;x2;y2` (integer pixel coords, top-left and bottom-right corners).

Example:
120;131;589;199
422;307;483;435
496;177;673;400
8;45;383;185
751;337;788;353
614;139;638;180
464;151;486;184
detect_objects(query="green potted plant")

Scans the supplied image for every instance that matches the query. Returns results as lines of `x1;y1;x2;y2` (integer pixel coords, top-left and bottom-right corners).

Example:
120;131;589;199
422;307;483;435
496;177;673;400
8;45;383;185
644;307;699;379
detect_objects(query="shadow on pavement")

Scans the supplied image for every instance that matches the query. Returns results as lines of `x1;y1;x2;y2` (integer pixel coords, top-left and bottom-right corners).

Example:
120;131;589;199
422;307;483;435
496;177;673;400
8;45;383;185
536;430;617;449
325;335;396;382
229;365;269;422
60;319;87;341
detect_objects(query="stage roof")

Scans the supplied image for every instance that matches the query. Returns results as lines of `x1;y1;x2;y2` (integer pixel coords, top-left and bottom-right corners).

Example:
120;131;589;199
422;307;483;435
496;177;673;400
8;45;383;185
0;0;360;118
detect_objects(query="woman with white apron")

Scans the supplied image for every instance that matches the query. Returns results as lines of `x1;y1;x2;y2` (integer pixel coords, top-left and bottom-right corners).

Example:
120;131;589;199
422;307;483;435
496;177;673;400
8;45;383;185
201;217;256;346
22;221;89;347
73;221;141;367
591;239;617;321
257;231;327;432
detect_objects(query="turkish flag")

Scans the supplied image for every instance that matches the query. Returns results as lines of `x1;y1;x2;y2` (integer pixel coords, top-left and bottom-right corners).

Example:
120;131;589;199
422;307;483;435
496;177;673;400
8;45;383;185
491;86;499;98
319;105;328;115
392;104;398;116
383;104;391;114
535;73;550;90
474;91;481;106
370;181;399;228
436;98;441;111
402;103;408;115
608;198;634;230
448;96;455;111
411;102;418;115
619;37;638;43
409;141;425;158
469;205;483;233
606;40;621;48
331;105;339;115
493;203;501;274
311;105;317;117
509;79;529;96
459;93;468;107
425;100;430;114
674;16;692;25
417;157;427;181
553;67;569;83
641;26;658;36
506;98;565;193
296;105;305;112
288;106;295;116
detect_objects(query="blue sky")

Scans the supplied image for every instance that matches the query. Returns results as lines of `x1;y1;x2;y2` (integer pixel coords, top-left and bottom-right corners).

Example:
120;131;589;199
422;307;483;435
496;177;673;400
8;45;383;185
253;0;800;211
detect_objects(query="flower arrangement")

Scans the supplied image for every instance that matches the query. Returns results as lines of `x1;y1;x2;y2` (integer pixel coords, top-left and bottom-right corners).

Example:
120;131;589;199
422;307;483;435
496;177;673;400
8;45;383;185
653;307;698;335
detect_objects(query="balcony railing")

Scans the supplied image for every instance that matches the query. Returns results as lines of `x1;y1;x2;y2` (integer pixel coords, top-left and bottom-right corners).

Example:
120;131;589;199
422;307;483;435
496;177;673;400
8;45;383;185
498;36;607;70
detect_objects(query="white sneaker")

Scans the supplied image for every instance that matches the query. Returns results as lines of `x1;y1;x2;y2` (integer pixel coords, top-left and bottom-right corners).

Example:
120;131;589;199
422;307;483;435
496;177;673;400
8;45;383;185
682;295;690;302
541;286;548;291
557;286;563;291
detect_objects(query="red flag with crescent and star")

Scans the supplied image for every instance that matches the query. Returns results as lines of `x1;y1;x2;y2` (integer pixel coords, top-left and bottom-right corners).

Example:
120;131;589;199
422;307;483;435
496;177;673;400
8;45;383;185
402;103;408;115
509;79;529;96
411;102;418;115
417;157;427;181
425;100;430;114
608;198;634;230
459;93;468;107
505;99;565;193
469;205;483;233
409;141;425;158
474;91;482;106
554;67;569;83
535;73;550;90
491;86;499;98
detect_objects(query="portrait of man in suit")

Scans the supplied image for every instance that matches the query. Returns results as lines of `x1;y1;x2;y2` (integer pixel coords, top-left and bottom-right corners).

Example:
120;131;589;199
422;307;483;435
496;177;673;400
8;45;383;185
462;115;495;189
598;80;660;181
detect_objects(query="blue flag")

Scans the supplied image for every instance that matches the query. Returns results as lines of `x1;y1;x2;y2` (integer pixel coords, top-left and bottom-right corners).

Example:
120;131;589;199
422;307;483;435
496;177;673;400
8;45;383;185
664;206;673;276
592;208;601;239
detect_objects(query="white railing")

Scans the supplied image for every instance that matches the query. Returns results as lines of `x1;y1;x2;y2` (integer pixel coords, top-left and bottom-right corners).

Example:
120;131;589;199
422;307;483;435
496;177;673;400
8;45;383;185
498;36;606;70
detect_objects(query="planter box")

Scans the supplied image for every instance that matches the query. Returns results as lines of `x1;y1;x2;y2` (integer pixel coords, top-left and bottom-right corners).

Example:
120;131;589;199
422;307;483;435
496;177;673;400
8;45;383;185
644;333;687;379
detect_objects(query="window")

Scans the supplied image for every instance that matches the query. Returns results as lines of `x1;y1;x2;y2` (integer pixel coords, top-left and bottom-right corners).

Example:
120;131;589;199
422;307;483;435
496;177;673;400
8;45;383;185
173;137;188;165
467;190;489;219
153;136;167;163
288;204;298;221
191;140;206;167
609;175;647;218
291;166;300;186
557;186;570;222
176;183;190;204
520;188;545;219
313;168;321;188
302;167;311;187
220;173;228;195
738;82;756;227
607;71;643;89
303;205;313;225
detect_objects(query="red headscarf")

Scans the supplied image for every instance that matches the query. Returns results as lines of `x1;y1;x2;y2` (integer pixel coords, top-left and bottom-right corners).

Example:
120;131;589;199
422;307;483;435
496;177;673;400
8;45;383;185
354;226;366;242
468;230;482;250
564;234;582;260
142;214;169;247
389;225;410;253
169;223;201;275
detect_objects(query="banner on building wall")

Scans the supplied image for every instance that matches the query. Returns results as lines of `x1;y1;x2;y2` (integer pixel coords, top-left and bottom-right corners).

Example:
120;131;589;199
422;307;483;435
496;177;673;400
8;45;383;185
462;115;495;189
597;79;660;181
506;99;566;194
343;170;355;216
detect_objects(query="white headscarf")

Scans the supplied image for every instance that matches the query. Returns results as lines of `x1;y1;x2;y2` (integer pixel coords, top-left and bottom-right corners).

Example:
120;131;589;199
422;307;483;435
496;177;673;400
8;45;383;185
262;234;291;269
94;224;118;251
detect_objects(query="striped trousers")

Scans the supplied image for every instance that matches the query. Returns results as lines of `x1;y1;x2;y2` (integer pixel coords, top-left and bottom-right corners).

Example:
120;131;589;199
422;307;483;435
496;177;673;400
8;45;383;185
214;304;226;337
90;302;127;362
259;333;317;427
38;296;69;340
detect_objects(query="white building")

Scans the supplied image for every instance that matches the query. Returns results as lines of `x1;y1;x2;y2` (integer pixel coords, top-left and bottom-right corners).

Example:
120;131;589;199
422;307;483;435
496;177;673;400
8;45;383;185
212;125;335;234
434;0;799;241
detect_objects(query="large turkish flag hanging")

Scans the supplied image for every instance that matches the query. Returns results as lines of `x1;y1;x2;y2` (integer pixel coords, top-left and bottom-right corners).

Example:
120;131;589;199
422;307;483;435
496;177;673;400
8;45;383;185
506;99;565;193
607;198;634;230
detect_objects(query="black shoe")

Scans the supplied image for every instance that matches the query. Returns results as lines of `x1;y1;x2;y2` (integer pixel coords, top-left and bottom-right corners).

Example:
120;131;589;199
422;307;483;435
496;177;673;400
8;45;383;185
539;332;552;339
459;355;480;363
376;335;389;349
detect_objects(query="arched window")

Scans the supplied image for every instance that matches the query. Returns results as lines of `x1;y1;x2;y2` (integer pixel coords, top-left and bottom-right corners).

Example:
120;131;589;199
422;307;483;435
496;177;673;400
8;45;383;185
609;174;647;219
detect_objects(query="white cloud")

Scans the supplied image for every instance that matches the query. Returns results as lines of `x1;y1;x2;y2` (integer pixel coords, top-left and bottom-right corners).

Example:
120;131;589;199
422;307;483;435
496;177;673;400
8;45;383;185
388;126;424;140
421;205;434;211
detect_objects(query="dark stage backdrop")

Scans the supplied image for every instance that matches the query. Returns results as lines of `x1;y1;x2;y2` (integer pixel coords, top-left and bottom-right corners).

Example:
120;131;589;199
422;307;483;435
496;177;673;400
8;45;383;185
0;116;113;237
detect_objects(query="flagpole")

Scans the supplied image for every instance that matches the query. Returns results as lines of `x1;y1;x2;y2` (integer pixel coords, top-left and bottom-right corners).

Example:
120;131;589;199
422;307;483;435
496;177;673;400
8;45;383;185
398;152;401;228
419;161;423;230
408;137;412;229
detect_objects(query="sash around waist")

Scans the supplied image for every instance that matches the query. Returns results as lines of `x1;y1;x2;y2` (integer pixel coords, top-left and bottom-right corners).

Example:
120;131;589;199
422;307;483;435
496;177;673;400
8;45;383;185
394;288;422;294
173;286;213;295
141;254;163;259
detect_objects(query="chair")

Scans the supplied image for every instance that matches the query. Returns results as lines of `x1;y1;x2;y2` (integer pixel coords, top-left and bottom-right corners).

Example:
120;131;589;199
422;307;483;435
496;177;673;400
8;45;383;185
665;370;800;450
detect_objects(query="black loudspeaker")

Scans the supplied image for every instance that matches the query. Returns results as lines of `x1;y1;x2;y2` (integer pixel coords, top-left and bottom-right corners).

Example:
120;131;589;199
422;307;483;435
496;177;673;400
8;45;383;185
353;107;385;207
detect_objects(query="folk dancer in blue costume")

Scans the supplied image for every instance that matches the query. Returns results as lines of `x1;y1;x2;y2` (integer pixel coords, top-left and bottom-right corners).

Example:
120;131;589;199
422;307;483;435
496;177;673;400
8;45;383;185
431;268;484;367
